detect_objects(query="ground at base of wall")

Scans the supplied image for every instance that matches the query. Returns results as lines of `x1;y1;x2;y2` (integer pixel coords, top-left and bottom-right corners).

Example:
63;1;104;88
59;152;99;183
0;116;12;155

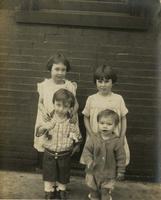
0;170;161;200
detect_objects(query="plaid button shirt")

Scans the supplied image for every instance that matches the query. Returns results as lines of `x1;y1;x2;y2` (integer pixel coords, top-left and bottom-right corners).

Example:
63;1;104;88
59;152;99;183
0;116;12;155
42;116;81;152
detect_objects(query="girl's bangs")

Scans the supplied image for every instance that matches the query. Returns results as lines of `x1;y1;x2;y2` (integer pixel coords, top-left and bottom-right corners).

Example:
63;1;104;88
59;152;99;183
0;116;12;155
96;74;110;81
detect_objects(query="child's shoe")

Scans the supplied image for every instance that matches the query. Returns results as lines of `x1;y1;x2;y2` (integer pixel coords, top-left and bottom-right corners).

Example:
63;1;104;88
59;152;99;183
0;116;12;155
88;193;99;200
45;192;54;200
52;190;58;199
54;190;60;199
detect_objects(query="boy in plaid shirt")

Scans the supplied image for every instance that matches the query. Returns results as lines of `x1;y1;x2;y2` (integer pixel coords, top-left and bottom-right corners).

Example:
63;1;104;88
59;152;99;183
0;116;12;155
36;89;82;200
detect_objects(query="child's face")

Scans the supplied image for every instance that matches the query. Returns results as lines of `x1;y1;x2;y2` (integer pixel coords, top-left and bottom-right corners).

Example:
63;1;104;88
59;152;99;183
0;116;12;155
98;116;115;136
51;63;67;83
54;100;71;116
96;79;112;95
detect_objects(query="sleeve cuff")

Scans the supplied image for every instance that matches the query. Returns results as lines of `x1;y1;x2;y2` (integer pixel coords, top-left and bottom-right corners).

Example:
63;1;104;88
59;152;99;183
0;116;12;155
82;109;89;117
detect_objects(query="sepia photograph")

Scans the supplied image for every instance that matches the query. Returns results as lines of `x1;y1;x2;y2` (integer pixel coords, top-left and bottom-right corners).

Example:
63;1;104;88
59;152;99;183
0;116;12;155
0;0;161;199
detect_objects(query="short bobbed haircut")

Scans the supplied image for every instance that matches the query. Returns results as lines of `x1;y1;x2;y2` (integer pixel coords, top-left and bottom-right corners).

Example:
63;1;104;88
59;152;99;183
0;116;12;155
94;65;117;84
97;109;119;126
46;52;71;72
52;89;75;108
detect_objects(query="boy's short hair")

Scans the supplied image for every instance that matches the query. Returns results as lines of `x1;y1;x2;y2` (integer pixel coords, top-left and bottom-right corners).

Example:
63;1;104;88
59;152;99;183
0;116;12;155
46;52;71;72
97;109;119;126
52;89;75;108
94;65;117;84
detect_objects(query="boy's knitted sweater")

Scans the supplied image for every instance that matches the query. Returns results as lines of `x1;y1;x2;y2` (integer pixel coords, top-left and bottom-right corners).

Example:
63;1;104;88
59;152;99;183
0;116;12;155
81;134;126;179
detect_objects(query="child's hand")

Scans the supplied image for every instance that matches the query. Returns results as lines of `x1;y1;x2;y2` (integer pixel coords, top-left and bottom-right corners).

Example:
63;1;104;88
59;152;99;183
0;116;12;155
87;161;96;169
36;126;48;137
116;173;125;181
69;115;77;124
37;127;52;140
42;113;52;122
87;161;93;169
71;144;80;156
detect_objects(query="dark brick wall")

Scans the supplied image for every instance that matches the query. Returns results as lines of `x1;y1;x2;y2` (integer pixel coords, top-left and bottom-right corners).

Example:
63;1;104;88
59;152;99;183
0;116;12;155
0;9;159;180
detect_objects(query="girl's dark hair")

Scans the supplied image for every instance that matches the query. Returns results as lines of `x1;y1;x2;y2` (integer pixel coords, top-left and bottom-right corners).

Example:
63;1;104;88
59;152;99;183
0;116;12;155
46;52;71;72
93;65;117;84
97;109;119;126
52;89;75;108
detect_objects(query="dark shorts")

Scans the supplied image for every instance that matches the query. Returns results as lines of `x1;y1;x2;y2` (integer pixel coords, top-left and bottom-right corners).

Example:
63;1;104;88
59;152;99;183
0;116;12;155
43;149;71;184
